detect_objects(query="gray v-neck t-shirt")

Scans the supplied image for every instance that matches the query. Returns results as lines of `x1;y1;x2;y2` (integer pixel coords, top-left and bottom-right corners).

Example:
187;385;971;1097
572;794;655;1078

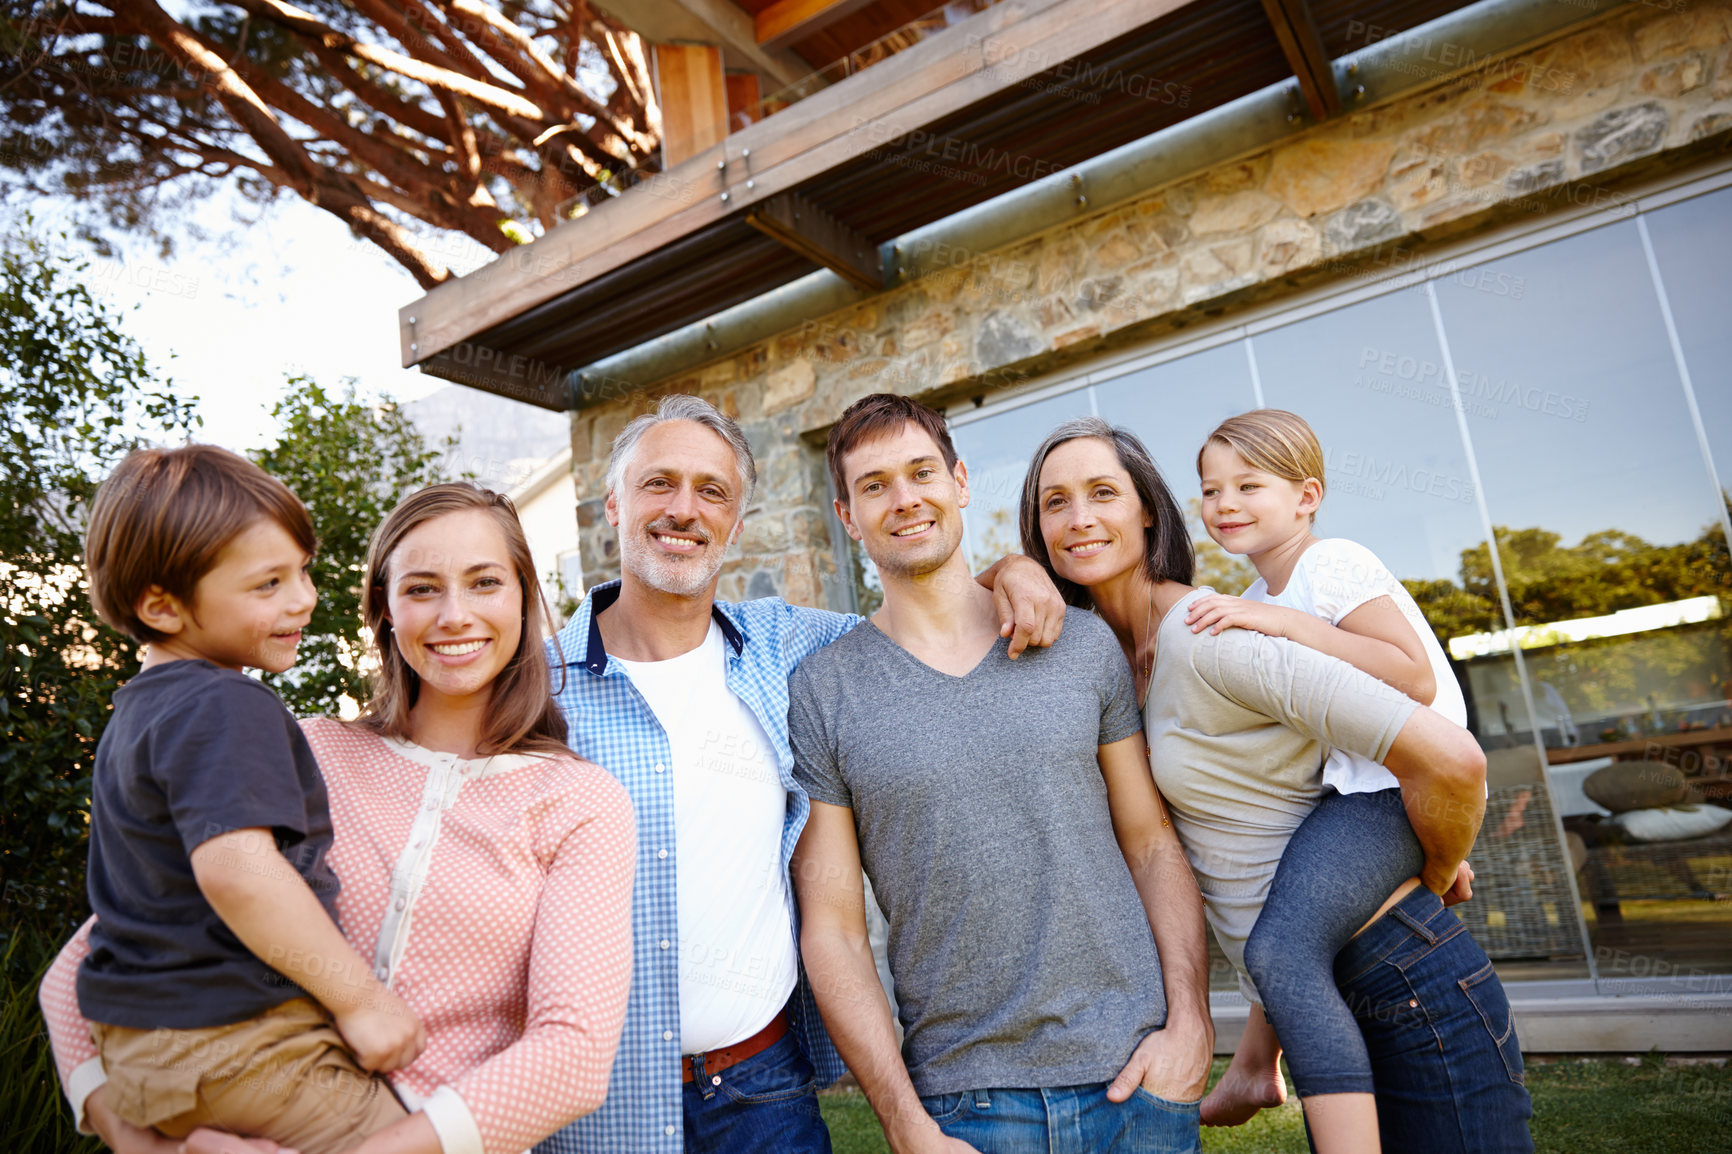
789;606;1161;1095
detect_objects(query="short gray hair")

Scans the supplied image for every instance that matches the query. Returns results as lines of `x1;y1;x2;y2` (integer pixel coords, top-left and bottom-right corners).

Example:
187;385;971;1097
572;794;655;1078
605;394;758;514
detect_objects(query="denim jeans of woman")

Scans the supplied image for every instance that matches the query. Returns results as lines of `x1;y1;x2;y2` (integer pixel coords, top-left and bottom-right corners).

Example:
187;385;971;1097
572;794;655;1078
1332;885;1535;1153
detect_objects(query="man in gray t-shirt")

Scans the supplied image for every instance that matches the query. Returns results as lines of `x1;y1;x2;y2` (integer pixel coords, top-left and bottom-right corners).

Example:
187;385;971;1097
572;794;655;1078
790;395;1212;1154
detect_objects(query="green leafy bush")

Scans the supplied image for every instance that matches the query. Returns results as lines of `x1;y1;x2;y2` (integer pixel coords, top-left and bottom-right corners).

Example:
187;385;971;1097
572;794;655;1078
0;239;452;1148
0;234;197;939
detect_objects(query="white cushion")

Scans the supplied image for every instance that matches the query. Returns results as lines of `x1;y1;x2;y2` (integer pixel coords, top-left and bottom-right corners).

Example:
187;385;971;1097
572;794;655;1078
1609;804;1732;843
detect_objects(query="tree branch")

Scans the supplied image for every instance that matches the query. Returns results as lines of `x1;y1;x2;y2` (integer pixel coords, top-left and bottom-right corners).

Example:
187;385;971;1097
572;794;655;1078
349;0;492;86
444;0;620;135
117;0;320;197
437;88;481;182
310;49;455;145
306;174;451;287
7;0;659;287
229;0;547;122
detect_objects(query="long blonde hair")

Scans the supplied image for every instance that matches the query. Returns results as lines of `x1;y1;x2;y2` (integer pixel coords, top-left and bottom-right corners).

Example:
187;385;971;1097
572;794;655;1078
357;483;569;756
1199;409;1326;521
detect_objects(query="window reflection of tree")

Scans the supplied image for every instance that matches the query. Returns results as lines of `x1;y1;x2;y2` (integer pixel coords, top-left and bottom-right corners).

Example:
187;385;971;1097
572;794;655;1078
971;506;1021;571
1402;504;1732;747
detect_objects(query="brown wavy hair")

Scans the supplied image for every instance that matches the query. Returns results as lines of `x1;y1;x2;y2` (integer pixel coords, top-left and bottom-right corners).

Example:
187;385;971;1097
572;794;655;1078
356;483;569;756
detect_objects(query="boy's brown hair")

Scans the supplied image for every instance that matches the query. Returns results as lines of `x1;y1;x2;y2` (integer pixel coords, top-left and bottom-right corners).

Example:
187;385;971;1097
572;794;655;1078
86;444;317;643
826;393;959;506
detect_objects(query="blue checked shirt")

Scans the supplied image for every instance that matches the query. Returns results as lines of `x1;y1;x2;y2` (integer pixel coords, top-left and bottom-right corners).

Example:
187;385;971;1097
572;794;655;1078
538;581;859;1154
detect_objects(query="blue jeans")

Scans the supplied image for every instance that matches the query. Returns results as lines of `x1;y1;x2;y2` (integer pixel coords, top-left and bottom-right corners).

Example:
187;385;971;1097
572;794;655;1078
1246;787;1424;1096
682;1030;832;1154
1334;886;1535;1153
918;1083;1200;1154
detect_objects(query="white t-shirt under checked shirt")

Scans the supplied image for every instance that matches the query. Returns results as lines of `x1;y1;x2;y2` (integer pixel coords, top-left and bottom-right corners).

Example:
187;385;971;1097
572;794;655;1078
611;622;797;1056
1242;538;1468;795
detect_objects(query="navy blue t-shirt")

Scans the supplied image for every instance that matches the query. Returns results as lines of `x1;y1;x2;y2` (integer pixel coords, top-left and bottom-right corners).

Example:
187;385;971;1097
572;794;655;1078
77;660;341;1029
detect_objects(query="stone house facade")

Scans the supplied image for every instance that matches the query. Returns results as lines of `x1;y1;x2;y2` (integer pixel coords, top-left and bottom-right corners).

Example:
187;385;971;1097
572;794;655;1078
564;0;1732;608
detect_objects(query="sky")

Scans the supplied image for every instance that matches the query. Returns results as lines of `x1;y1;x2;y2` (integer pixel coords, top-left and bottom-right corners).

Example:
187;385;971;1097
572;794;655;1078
24;185;501;454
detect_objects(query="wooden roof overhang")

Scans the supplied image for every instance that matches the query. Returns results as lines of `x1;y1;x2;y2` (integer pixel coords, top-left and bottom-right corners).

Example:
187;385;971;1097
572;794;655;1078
400;0;1485;409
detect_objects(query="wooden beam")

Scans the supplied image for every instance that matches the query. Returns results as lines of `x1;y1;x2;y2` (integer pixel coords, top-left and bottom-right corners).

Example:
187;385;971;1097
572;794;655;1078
745;192;882;289
589;0;807;86
654;43;730;167
755;0;877;50
1258;0;1339;122
399;0;1202;368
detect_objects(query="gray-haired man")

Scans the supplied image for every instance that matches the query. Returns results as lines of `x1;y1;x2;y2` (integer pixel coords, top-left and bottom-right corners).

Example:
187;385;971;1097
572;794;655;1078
541;395;1066;1154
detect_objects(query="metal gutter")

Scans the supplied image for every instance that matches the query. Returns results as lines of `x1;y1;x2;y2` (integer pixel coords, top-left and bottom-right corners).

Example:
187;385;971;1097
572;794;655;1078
570;0;1633;407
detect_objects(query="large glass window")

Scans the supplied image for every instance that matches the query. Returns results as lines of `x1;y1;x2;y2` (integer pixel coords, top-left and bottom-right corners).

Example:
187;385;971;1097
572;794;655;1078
1645;185;1732;480
1436;213;1732;981
1252;288;1591;976
847;174;1732;989
1252;290;1488;592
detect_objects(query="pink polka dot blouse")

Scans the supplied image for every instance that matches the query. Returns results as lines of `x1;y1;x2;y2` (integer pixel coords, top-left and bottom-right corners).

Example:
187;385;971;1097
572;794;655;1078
40;720;637;1154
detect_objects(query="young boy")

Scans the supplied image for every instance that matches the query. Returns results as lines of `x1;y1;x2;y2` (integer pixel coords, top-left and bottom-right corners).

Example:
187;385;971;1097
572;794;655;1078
74;444;421;1153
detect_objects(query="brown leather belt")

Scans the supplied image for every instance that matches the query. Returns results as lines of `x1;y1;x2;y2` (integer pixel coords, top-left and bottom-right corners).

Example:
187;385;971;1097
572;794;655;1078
681;1010;789;1084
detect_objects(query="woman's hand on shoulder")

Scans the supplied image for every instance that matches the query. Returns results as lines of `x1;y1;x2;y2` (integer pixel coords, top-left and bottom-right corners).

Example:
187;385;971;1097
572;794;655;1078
1183;595;1291;639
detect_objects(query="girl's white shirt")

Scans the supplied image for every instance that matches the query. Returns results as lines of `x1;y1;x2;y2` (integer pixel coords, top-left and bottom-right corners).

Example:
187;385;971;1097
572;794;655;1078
1242;537;1469;795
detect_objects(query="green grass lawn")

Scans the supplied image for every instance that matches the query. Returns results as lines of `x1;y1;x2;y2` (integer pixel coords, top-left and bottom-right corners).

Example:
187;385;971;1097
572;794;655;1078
819;1054;1732;1153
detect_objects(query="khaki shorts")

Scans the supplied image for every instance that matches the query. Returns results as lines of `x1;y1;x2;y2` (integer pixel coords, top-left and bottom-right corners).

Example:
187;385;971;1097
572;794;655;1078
92;997;408;1154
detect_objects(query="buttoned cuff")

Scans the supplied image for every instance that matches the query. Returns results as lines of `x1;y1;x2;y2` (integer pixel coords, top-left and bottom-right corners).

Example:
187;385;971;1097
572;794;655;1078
420;1084;485;1154
68;1058;107;1135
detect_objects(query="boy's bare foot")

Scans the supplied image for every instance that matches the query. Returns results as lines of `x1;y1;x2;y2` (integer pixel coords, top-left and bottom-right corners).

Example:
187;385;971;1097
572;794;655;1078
1200;1060;1288;1126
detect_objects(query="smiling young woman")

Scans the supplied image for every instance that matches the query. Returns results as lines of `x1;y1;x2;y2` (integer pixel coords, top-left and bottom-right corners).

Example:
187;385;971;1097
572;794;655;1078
360;486;570;760
42;483;637;1154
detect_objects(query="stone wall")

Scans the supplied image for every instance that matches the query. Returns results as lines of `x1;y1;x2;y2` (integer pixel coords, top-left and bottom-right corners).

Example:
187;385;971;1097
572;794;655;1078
567;0;1732;606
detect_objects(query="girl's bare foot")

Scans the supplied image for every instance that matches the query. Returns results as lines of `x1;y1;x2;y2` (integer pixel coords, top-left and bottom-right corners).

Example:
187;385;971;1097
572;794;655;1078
1200;1057;1288;1126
